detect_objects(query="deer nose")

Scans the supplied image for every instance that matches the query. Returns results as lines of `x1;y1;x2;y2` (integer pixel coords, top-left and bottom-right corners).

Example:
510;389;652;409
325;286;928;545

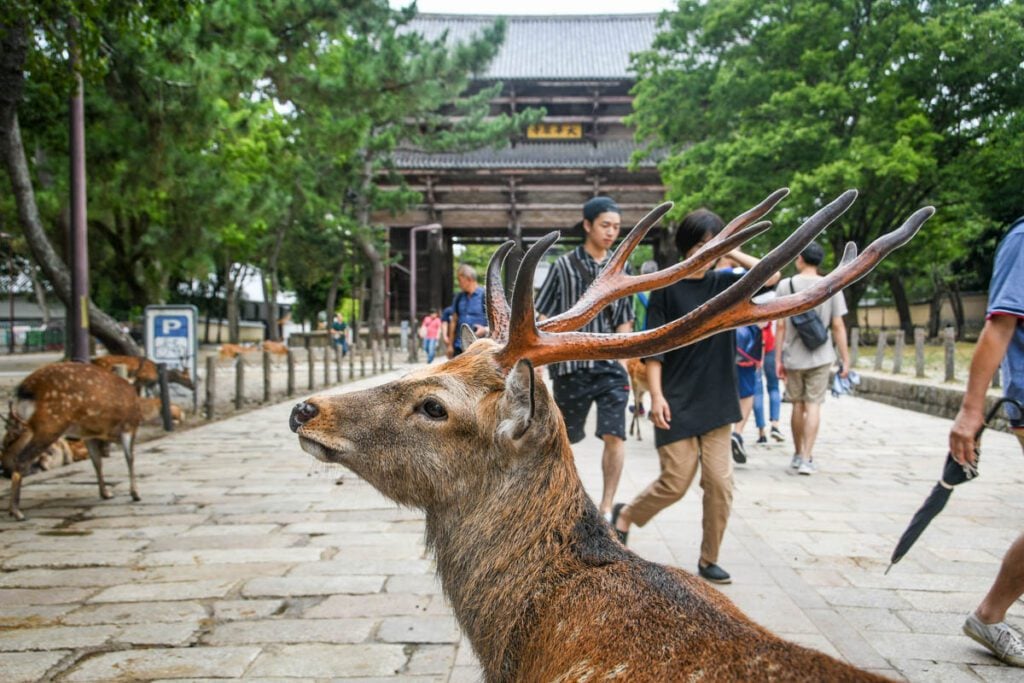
289;402;319;432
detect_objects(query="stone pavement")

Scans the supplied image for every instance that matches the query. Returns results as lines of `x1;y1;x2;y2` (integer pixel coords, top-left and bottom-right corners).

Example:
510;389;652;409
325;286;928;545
1;362;1022;682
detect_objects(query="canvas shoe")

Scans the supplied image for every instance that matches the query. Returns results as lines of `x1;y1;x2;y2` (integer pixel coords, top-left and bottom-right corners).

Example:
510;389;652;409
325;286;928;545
756;434;768;445
963;614;1024;666
697;562;732;585
790;454;803;470
798;459;817;476
771;426;785;442
730;432;747;464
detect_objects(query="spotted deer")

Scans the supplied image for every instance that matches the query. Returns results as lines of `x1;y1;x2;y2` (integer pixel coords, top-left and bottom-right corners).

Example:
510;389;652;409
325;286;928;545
92;354;194;394
625;358;649;440
2;362;144;520
291;189;932;682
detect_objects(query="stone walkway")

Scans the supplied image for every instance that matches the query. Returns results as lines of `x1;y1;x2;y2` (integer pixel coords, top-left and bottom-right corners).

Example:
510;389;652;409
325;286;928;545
1;363;1022;681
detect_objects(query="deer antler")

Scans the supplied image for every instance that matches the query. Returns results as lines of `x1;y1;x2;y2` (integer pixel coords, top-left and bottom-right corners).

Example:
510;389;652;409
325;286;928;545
492;191;933;369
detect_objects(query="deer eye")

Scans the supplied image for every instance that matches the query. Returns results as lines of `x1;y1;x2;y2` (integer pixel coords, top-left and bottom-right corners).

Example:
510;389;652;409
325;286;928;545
420;399;448;420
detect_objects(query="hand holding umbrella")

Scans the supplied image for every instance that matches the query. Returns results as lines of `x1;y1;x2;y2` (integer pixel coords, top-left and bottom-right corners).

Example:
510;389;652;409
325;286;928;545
886;397;1023;574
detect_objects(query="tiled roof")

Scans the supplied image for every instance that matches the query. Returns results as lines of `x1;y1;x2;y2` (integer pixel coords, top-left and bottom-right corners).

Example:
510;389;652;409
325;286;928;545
393;140;659;170
406;14;661;80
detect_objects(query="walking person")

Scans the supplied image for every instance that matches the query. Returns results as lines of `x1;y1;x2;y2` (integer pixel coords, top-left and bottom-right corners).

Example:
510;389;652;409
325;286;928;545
419;310;442;363
753;321;785;444
949;216;1024;667
447;264;488;358
536;196;634;520
611;208;779;584
775;242;850;475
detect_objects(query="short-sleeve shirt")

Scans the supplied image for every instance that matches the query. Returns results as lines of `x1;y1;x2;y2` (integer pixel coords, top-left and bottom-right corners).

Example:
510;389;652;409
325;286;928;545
989;218;1024;412
779;275;848;370
421;316;442;341
645;270;744;446
535;245;634;377
451;288;487;351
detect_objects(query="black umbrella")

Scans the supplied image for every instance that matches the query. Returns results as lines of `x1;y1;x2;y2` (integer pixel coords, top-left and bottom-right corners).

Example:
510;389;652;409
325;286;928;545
886;397;1023;574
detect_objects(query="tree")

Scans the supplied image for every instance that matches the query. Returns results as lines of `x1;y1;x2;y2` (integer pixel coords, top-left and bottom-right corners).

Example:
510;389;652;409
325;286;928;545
631;0;1024;332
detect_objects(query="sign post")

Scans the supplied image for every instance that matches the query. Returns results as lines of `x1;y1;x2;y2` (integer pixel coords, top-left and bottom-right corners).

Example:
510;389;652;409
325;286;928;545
145;305;199;413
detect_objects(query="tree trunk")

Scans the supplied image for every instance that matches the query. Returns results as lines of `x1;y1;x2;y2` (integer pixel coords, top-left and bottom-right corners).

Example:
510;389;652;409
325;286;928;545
225;263;244;344
928;275;944;338
886;273;914;338
842;279;869;333
355;153;386;343
325;260;343;327
261;219;288;342
947;279;965;336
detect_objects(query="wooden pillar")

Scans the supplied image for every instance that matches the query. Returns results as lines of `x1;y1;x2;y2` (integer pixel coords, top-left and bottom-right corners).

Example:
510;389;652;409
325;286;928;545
914;328;926;378
263;351;271;402
286;350;295;397
323;346;330;385
849;327;859;368
307;348;315;391
892;330;905;375
234;356;245;410
335;347;343;383
944;327;956;382
873;330;887;371
205;356;216;419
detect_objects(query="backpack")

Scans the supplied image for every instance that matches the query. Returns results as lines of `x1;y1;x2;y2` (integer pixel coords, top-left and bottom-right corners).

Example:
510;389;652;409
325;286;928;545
784;278;830;350
736;324;763;368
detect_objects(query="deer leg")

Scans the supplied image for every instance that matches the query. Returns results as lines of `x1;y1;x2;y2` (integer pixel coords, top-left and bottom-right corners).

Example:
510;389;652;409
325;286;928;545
9;439;51;521
86;440;113;499
121;431;140;502
9;469;24;521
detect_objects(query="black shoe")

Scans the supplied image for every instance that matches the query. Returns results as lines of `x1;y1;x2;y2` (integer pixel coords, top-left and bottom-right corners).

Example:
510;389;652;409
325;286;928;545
756;434;768;445
730;432;747;464
771;426;785;442
610;502;628;545
698;562;732;584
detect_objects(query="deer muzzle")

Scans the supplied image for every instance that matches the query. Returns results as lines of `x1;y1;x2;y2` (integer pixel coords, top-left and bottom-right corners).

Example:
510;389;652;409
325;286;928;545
289;401;319;432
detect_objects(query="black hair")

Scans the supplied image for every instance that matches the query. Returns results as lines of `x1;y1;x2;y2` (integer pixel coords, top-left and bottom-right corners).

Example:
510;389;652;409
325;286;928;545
576;196;621;234
800;241;825;266
674;208;725;256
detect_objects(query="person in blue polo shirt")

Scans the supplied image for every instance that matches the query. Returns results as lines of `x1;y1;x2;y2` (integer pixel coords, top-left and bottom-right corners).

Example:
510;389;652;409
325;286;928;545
447;264;488;357
950;216;1024;668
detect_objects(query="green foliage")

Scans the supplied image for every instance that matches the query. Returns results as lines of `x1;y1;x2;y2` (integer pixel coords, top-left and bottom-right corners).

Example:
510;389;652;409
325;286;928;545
631;0;1024;305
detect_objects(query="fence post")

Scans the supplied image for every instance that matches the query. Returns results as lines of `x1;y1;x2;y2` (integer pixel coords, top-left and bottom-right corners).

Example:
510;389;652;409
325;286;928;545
944;327;956;382
234;356;245;410
205;356;217;420
387;341;393;371
263;351;272;403
360;350;366;377
157;363;173;431
914;328;926;378
372;340;379;374
992;368;1002;389
850;327;859;368
335;347;343;383
873;330;887;371
307;348;315;391
892;330;905;375
323;346;330;385
349;346;355;380
286;350;295;397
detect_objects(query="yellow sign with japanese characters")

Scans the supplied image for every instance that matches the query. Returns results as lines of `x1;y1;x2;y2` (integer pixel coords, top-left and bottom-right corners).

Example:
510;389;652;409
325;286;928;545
527;123;583;140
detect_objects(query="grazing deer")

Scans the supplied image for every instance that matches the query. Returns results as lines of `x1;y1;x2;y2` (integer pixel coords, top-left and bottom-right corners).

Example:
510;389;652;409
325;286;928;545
218;343;261;360
625;358;649;441
92;354;194;394
2;362;144;521
291;190;932;682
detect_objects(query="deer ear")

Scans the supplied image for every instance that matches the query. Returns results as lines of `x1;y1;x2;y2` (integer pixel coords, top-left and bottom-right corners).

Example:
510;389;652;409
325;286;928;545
459;324;477;351
497;359;535;441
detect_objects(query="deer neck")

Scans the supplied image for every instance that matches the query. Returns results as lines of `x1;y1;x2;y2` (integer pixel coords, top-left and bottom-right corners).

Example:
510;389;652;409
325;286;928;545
424;438;608;681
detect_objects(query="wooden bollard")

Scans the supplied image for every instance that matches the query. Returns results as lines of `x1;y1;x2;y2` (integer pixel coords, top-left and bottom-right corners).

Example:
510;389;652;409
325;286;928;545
205;356;217;420
235;355;245;410
944;327;956;381
360;351;366;377
993;367;1002;389
323;346;330;385
850;327;859;368
349;346;355;380
263;351;272;403
372;342;379;374
335;347;343;383
873;330;887;371
892;330;905;375
387;342;393;370
914;328;926;378
157;363;173;431
286;350;295;397
307;348;315;391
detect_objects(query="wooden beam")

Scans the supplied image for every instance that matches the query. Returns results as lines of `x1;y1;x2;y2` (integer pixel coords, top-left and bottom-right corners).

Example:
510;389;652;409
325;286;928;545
378;183;666;193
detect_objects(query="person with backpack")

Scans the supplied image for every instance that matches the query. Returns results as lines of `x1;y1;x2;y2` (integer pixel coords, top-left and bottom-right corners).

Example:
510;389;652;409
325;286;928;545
775;241;851;475
730;322;763;463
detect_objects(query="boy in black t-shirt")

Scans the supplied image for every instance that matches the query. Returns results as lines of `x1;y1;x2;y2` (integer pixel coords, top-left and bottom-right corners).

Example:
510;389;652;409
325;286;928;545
611;209;780;585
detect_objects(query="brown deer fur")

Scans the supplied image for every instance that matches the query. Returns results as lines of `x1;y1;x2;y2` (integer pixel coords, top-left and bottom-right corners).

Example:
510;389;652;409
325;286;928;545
2;363;144;520
262;340;289;355
294;343;888;682
625;357;649;440
92;354;194;392
218;343;261;360
140;398;183;425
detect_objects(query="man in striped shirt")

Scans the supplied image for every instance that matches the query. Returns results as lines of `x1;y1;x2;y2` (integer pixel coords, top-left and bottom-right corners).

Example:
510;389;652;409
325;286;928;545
536;196;634;520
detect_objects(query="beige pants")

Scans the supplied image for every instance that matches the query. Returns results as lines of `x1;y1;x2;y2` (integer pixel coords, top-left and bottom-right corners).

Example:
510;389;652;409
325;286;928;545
627;424;734;565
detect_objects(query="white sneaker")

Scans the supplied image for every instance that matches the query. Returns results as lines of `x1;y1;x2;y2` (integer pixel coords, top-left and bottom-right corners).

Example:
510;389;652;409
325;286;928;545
790;454;803;470
797;460;817;475
963;613;1024;666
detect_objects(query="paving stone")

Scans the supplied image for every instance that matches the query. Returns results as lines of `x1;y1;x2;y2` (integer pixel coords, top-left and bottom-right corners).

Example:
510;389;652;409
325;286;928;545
289;558;434;576
888;658;982;682
303;593;431;619
0;604;75;629
241;575;385;597
139;547;323;566
384;574;443;595
0;650;68;683
141;562;292;583
970;664;1024;682
405;644;457;675
116;620;201;646
204;617;375;645
377;616;461;644
144;533;302;552
180;523;280;536
212;599;285;621
247;643;408;678
64;601;207;625
0;587;96;606
1;551;140;569
89;579;238;603
63;646;261;681
0;624;117;651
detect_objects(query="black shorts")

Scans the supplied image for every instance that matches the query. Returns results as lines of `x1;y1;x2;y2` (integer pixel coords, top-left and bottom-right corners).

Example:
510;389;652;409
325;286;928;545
552;365;630;444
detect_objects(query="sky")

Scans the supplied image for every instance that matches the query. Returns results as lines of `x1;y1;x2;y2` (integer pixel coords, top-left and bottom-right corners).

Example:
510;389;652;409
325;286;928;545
391;0;676;14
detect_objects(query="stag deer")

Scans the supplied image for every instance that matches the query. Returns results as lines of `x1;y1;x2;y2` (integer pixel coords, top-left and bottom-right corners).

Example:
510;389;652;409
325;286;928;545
92;354;194;394
291;189;932;682
2;362;144;521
